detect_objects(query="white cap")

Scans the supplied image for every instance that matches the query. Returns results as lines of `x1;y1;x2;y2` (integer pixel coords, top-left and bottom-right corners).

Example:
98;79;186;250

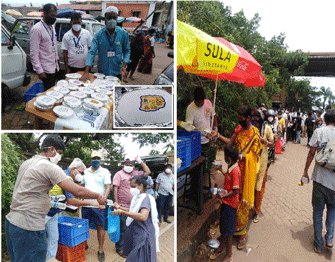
105;6;119;15
91;151;102;159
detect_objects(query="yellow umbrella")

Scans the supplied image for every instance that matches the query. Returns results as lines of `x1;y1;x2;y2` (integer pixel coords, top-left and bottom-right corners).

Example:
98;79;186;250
5;9;23;17
177;20;239;74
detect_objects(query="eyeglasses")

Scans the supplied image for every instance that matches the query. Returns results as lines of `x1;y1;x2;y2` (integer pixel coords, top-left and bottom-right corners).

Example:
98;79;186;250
92;157;101;160
75;168;84;175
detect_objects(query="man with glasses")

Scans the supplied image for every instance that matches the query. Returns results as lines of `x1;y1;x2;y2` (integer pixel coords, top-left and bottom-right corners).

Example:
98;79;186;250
45;158;105;261
81;151;111;262
5;135;106;262
80;5;130;82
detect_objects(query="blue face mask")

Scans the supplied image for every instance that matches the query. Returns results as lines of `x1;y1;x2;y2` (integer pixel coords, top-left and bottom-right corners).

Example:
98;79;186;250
91;160;100;169
106;19;117;31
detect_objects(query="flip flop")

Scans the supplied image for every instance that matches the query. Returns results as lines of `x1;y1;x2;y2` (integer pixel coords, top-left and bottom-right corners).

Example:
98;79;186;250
237;236;247;250
326;243;333;249
253;215;259;223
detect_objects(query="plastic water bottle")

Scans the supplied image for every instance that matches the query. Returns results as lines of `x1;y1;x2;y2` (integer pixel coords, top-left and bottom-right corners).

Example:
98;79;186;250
50;201;67;210
299;177;310;186
209;187;224;195
50;195;66;202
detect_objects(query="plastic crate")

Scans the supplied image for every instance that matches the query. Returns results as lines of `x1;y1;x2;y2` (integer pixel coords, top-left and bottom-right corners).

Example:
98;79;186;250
56;241;86;262
202;146;216;174
177;137;192;173
58;216;89;247
177;130;202;161
24;82;44;103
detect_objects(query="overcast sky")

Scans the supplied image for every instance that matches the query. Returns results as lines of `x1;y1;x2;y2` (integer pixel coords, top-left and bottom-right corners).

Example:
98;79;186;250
222;0;335;95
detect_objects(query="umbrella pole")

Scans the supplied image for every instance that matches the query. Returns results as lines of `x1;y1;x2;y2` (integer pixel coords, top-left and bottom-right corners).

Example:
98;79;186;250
211;75;218;130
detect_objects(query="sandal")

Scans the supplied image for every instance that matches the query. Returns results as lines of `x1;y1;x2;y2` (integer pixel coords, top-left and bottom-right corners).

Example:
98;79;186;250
326;243;333;249
253;214;259;223
237;236;247;250
314;243;322;254
116;249;127;258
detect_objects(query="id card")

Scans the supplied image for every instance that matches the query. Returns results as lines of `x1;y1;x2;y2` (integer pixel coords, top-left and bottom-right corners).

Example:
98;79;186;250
51;45;57;53
107;51;115;58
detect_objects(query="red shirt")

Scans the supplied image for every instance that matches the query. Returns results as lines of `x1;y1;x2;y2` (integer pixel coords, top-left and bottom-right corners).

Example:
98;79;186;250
222;163;240;209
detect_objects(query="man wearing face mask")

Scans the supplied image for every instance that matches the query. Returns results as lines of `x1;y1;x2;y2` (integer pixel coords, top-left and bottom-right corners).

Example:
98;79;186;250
30;3;60;91
81;151;111;262
156;164;174;224
62;12;92;74
45;158;105;261
5;135;106;262
186;86;218;149
80;6;130;82
112;157;150;258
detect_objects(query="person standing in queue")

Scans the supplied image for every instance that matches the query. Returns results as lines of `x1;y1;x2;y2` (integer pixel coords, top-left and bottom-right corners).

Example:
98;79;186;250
62;12;92;74
112;157;150;258
81;151;111;262
30;3;60;90
80;6;130;82
5;134;106;262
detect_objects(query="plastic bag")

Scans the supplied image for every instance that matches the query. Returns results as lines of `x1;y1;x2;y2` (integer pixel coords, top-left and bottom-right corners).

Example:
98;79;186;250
108;207;120;243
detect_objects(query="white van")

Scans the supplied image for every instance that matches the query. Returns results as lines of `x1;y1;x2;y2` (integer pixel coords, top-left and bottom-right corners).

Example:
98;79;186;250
12;17;104;70
2;25;31;109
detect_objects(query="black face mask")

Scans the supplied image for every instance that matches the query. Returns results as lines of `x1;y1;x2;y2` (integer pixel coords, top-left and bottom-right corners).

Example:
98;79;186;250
239;120;248;128
45;16;56;25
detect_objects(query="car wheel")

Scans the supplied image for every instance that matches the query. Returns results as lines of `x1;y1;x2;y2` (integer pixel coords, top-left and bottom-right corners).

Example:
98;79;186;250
2;84;11;112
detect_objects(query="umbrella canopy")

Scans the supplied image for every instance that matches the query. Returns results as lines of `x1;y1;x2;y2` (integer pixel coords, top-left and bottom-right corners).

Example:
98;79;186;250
27;11;43;17
177;20;265;87
5;9;22;17
126;17;144;23
82;13;93;19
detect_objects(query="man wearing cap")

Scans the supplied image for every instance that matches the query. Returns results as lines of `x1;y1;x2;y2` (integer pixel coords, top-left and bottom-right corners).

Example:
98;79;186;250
80;6;130;82
112;156;151;258
81;151;111;262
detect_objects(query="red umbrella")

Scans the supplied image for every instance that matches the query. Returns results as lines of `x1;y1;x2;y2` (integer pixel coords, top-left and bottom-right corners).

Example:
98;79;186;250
197;37;265;87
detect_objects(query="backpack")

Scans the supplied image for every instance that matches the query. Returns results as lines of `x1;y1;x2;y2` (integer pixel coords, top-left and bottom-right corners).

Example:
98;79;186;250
315;140;335;172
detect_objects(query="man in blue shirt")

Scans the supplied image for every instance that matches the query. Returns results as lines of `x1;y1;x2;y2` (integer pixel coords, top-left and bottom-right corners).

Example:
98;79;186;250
80;6;130;81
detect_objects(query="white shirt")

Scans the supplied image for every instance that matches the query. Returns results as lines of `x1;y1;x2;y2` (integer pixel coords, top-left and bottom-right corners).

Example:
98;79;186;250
310;125;335;191
82;166;111;201
61;28;92;68
156;172;174;196
186;99;214;144
149;36;155;47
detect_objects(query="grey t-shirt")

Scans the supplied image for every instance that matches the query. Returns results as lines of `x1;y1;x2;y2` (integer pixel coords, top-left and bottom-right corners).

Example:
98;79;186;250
309;125;335;191
156;172;174;196
6;155;69;231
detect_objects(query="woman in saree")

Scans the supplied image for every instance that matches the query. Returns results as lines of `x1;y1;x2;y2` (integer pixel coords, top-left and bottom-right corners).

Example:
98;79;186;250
113;176;160;261
212;105;262;249
252;109;274;223
137;29;155;74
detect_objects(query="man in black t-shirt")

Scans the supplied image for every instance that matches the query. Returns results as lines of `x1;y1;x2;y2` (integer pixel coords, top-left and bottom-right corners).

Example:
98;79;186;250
305;112;315;144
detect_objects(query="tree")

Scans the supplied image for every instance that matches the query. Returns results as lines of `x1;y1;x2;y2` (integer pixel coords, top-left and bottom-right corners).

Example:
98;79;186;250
319;87;333;110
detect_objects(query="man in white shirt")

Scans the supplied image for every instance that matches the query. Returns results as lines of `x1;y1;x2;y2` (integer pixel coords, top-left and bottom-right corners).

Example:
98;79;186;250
302;109;335;253
62;13;92;73
185;86;218;148
81;151;111;262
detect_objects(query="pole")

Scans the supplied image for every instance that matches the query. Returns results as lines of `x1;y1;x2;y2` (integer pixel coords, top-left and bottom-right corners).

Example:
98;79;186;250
211;75;218;130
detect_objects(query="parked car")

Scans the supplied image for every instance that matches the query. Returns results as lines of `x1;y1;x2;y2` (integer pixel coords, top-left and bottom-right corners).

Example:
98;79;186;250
11;17;104;71
1;10;16;31
153;51;174;85
2;25;31;110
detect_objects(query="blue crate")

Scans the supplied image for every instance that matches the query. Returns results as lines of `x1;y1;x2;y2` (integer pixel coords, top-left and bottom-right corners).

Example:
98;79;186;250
24;82;44;103
177;131;202;161
177;137;192;173
58;216;89;247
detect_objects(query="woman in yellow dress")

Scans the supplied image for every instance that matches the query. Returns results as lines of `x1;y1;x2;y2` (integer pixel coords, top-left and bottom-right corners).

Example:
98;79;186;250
213;105;262;249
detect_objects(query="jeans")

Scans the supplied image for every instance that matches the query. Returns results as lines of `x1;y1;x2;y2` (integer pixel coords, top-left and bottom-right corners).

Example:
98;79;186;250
5;219;47;262
157;193;173;221
45;213;59;260
296;130;301;144
312;182;335;250
115;214;127;251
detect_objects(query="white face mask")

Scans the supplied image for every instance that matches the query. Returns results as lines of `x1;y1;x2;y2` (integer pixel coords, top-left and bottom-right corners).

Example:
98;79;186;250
50;151;61;164
165;168;171;174
72;24;81;32
124;166;134;173
74;173;83;182
130;187;140;196
268;117;274;122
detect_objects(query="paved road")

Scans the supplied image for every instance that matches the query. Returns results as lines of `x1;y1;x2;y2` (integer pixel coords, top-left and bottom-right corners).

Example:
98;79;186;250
229;138;334;262
1;42;173;130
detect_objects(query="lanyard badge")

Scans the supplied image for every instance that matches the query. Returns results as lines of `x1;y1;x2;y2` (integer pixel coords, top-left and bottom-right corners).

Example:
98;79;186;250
41;21;54;46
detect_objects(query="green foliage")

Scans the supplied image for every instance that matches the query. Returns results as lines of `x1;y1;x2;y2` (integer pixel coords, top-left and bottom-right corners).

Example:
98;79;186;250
1;134;24;260
131;133;174;154
177;1;325;136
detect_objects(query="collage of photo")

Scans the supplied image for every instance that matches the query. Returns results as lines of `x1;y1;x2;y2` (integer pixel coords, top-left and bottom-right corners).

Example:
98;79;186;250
2;1;335;262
